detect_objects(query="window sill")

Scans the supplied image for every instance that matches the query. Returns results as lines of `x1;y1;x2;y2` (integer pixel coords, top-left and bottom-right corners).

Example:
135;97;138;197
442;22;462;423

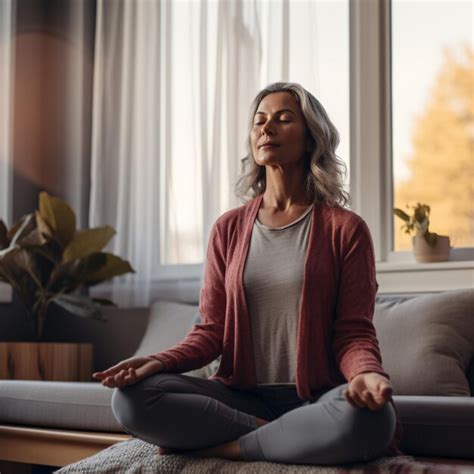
376;259;474;293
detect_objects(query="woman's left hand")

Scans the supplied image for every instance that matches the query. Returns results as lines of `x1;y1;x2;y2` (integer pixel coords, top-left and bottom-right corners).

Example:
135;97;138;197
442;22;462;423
343;372;393;411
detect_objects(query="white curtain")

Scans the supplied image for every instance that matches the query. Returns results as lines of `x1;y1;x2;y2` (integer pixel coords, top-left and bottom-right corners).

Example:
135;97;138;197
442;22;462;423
0;0;15;228
90;0;345;307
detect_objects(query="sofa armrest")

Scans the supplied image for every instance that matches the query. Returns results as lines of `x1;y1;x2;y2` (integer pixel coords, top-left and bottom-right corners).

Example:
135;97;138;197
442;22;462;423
393;395;474;425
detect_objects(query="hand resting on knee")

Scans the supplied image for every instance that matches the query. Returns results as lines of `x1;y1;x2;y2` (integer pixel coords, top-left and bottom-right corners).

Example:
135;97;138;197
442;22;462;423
92;356;166;388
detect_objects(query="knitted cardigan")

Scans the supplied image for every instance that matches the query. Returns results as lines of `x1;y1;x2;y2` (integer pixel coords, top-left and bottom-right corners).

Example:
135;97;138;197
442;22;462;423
150;193;403;456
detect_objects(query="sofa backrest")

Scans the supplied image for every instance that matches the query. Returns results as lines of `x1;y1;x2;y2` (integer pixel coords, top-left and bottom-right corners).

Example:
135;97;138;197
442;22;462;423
116;288;474;395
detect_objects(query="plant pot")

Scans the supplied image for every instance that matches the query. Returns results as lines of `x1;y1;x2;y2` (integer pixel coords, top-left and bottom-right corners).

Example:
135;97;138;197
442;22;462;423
0;342;94;381
412;234;451;263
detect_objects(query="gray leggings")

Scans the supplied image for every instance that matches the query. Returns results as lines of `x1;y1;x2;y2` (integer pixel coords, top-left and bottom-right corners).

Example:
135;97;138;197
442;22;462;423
111;373;396;465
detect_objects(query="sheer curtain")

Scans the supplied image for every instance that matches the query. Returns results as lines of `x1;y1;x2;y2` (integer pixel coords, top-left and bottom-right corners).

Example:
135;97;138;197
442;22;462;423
90;0;343;307
0;0;15;228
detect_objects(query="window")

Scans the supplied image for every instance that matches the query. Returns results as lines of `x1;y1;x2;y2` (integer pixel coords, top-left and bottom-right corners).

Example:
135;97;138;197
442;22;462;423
391;0;473;252
157;0;350;266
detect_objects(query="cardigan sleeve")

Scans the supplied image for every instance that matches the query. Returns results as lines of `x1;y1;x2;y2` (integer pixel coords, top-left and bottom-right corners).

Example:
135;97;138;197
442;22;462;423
331;217;390;383
148;221;226;373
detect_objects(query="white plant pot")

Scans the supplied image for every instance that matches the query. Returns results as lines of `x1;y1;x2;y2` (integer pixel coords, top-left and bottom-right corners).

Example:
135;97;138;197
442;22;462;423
412;234;451;263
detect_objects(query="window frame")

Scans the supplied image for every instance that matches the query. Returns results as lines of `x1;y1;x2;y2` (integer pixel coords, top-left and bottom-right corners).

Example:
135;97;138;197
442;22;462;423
349;0;473;293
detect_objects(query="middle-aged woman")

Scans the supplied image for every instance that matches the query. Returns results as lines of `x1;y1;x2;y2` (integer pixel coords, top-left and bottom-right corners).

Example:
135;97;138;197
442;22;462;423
93;82;403;465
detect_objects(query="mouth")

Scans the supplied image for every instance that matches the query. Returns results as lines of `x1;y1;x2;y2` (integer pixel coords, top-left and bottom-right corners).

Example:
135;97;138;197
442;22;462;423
259;144;280;149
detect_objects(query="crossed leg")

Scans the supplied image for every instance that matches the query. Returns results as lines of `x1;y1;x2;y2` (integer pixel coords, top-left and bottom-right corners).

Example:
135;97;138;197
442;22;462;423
111;374;396;465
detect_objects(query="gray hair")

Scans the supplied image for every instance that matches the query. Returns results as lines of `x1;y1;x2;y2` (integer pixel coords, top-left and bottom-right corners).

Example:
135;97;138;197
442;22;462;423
234;81;351;208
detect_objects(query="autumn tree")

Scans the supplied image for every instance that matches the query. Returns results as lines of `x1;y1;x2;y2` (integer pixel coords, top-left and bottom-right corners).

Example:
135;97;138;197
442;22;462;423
394;42;473;251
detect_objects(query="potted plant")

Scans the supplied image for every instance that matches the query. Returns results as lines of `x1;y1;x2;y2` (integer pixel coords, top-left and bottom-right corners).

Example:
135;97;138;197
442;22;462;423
0;191;135;381
393;202;452;262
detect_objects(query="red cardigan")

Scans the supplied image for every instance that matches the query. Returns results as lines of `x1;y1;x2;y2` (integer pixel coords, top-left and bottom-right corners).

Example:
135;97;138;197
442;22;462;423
150;193;403;456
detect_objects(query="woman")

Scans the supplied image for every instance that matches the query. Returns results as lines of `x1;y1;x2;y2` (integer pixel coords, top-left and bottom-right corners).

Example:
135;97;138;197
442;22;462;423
93;82;403;465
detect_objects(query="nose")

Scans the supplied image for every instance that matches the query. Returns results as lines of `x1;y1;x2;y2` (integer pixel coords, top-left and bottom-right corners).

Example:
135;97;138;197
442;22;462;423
261;120;275;136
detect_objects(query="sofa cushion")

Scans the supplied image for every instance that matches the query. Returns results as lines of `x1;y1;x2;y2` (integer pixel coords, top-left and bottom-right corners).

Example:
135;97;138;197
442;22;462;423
373;289;474;396
132;300;219;379
0;380;123;432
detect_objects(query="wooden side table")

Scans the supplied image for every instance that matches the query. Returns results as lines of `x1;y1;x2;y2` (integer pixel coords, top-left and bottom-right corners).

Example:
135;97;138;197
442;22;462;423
0;342;94;381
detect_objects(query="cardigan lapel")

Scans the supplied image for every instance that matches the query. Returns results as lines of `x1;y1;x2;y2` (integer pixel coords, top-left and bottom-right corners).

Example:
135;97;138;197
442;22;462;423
232;194;263;387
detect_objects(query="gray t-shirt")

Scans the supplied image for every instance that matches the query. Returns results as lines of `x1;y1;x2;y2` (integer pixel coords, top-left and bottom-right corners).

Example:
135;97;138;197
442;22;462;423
243;203;314;387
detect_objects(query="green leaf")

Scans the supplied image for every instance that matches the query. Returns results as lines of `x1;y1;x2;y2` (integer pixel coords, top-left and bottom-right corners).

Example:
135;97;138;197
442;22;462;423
393;208;410;222
47;252;106;294
424;231;438;247
39;191;76;248
52;293;106;320
35;210;54;241
82;253;135;285
63;226;116;263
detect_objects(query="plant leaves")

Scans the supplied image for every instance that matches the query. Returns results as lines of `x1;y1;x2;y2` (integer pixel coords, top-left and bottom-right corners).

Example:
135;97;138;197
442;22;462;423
393;208;410;222
35;210;54;241
51;293;107;320
0;247;38;310
4;214;35;252
82;253;135;286
424;231;438;247
63;226;116;263
39;191;76;248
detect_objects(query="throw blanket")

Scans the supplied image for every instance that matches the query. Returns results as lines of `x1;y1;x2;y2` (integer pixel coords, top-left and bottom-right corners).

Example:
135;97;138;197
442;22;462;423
55;439;462;473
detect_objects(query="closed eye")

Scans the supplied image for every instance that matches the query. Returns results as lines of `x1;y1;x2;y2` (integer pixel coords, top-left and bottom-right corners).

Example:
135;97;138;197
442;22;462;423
254;119;291;125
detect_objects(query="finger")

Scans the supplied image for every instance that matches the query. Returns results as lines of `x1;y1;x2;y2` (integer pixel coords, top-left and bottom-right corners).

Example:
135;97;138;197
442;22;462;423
348;388;367;408
373;383;392;404
115;370;128;388
99;361;130;379
361;390;380;411
117;368;137;388
379;384;393;399
102;376;114;388
343;389;361;408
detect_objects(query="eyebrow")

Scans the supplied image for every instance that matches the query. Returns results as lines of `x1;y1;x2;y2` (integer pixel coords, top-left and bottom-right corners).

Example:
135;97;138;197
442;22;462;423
255;109;296;116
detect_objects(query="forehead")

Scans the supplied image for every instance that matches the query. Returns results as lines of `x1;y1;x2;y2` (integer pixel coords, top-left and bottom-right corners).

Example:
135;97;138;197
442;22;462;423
256;91;301;115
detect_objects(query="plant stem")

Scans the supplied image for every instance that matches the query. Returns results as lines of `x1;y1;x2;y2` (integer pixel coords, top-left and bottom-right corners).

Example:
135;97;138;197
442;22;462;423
36;302;49;341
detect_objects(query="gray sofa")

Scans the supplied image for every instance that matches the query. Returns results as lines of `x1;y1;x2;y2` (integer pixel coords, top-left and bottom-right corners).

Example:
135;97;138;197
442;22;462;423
0;288;473;472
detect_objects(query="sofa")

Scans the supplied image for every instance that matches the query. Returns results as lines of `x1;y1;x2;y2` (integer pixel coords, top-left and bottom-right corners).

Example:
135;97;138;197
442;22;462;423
0;288;473;473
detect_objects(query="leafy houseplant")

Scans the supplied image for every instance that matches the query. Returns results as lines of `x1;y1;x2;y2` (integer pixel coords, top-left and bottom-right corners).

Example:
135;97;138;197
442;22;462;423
0;191;135;341
393;202;451;262
393;203;438;246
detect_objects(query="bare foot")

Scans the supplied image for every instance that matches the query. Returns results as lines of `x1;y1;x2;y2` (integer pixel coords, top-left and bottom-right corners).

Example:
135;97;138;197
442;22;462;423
157;418;270;458
158;446;186;455
256;417;270;427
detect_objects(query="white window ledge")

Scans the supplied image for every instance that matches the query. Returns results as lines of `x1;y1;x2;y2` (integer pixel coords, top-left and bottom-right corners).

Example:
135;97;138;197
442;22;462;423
376;260;474;294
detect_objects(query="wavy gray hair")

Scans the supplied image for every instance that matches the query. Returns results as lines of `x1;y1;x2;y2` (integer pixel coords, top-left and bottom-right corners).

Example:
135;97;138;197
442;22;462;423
234;82;351;208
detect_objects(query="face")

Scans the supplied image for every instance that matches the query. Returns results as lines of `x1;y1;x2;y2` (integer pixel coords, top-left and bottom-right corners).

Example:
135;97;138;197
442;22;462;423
250;91;310;168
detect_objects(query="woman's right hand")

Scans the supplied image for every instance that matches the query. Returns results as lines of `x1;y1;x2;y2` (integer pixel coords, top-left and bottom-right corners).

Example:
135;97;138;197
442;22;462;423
92;356;165;389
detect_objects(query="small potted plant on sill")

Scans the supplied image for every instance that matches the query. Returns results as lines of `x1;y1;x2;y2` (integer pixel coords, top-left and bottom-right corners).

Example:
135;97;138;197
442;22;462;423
393;202;452;263
0;191;135;381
